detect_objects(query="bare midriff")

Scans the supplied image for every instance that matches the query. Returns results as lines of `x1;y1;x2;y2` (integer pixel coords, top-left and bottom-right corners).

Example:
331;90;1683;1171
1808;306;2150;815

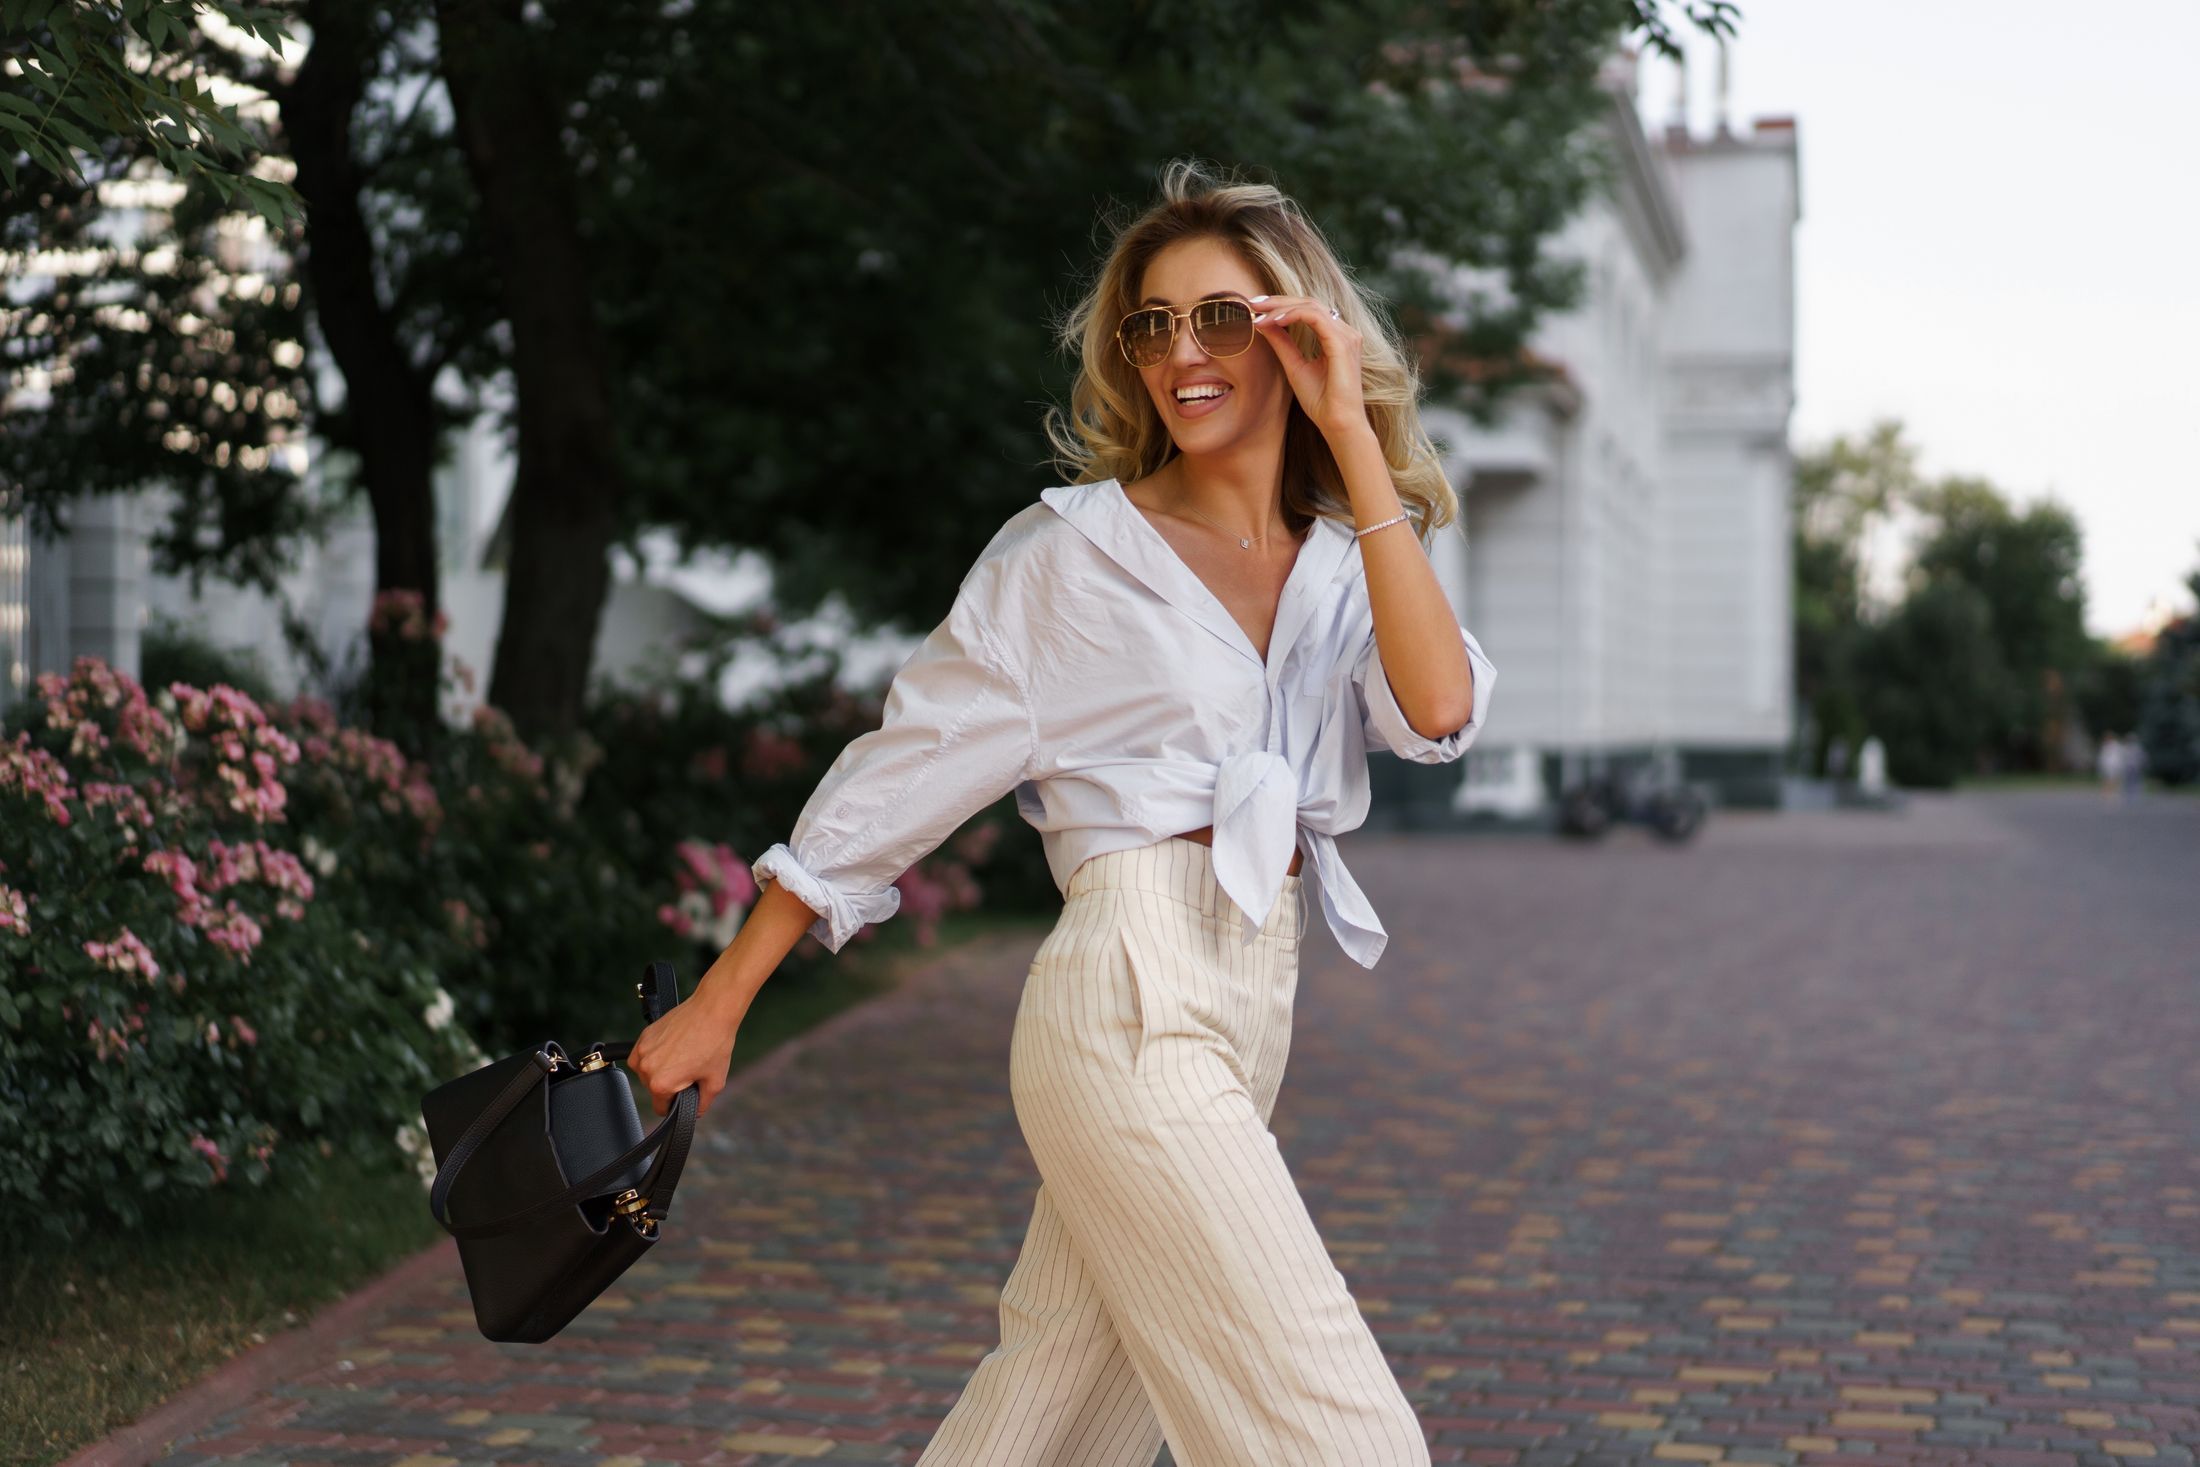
1170;823;1304;876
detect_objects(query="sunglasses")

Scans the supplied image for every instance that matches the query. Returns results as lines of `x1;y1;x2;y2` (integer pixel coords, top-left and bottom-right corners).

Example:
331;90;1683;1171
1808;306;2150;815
1115;295;1258;369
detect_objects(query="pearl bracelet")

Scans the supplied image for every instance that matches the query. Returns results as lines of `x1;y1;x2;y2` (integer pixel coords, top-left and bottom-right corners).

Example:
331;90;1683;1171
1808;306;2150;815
1353;512;1409;538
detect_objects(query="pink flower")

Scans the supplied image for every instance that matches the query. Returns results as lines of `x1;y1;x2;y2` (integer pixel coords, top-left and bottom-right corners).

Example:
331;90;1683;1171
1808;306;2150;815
188;1134;229;1184
0;731;76;826
85;1017;133;1061
83;927;161;982
201;901;264;963
368;588;449;642
229;1015;259;1046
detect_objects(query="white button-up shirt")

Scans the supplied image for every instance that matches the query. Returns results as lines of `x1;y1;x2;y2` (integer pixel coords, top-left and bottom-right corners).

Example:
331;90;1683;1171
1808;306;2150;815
750;477;1497;968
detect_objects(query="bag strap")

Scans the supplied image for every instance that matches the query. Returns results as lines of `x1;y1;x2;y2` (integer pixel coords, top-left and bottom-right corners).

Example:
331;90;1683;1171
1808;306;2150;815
427;962;702;1241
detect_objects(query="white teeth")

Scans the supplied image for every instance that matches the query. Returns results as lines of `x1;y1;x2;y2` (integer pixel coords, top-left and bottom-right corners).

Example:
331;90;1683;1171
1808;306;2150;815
1175;384;1229;402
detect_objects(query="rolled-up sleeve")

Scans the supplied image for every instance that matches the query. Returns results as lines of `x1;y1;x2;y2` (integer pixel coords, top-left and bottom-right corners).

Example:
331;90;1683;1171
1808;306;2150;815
1352;622;1496;764
751;564;1036;951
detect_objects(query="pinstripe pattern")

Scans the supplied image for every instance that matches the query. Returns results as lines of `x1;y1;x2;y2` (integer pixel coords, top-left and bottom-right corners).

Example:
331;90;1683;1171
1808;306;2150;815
915;836;1430;1467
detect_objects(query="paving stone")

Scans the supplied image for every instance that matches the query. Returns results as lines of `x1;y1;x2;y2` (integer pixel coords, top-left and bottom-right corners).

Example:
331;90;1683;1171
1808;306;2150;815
119;793;2200;1464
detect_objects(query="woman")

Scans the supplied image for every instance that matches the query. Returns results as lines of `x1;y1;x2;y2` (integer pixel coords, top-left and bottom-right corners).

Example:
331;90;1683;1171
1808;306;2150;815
631;158;1496;1466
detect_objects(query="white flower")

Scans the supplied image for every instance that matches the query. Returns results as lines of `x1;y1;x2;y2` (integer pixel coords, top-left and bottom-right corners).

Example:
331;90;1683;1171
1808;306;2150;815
394;1120;437;1190
301;833;339;878
422;988;455;1032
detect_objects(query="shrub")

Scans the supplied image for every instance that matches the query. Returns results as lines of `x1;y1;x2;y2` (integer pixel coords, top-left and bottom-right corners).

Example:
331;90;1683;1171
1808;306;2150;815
0;660;483;1235
139;611;281;711
0;599;1043;1235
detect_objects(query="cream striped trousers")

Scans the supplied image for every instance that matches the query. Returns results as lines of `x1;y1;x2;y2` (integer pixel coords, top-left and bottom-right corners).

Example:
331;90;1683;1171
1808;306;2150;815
914;836;1431;1467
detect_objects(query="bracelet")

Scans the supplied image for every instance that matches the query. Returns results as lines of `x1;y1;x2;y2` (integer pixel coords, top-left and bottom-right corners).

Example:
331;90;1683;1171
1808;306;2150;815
1353;511;1409;538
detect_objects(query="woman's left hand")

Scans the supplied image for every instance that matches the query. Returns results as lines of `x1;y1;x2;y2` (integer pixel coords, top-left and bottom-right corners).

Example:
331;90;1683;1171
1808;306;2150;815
1249;293;1367;444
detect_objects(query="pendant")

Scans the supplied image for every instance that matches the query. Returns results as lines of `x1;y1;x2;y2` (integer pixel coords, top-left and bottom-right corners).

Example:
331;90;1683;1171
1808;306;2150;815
1238;537;1252;549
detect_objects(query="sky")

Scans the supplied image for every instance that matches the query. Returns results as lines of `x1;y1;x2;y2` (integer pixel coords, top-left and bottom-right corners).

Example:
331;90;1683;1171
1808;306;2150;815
1634;1;2200;637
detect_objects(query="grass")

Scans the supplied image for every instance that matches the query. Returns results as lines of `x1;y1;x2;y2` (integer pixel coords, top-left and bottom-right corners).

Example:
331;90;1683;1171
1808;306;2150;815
0;907;1044;1467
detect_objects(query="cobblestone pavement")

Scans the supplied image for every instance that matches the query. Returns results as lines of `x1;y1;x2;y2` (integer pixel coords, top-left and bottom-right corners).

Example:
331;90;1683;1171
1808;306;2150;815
144;791;2199;1466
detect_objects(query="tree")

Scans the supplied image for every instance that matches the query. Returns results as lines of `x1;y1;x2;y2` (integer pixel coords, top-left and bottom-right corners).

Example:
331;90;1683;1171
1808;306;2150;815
3;2;501;753
11;0;1743;745
1;0;302;222
1908;477;2090;770
2135;565;2200;786
1854;579;2008;788
1791;418;1926;774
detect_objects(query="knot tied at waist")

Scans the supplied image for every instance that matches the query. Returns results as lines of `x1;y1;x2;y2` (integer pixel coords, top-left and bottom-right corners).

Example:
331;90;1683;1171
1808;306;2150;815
1206;748;1311;943
1199;748;1390;964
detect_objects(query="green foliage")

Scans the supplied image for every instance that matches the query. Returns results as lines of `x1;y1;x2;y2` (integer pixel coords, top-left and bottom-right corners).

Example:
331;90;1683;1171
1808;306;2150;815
570;0;1689;635
0;0;302;222
1792;419;2102;784
1791;419;1924;774
139;609;281;708
2135;567;2200;786
1853;579;2008;788
0;657;483;1236
10;1;1741;703
2072;641;2146;750
1907;476;2090;768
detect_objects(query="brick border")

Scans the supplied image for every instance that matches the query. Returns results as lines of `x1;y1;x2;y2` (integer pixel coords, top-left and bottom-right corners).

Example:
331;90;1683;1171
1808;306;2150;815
57;927;1037;1467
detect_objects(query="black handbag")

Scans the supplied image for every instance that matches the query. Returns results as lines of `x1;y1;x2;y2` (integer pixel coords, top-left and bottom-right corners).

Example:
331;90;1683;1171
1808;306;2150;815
421;959;702;1342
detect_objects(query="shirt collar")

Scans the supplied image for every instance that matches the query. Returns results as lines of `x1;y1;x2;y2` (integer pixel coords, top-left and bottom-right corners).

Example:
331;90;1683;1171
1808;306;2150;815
1039;477;1354;676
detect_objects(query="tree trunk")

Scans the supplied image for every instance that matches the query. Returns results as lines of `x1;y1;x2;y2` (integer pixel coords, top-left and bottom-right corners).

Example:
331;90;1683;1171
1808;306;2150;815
433;0;622;744
282;0;444;750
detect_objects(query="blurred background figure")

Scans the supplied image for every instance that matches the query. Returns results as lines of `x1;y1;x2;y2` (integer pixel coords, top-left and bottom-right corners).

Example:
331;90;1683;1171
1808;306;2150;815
2097;732;2126;802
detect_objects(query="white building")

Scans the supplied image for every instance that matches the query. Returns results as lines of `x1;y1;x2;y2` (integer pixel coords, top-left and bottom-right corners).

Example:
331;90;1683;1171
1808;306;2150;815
1415;46;1800;817
4;44;1800;816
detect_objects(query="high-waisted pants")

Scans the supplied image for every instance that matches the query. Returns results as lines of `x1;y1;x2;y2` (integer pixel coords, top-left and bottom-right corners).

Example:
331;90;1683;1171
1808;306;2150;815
914;836;1431;1467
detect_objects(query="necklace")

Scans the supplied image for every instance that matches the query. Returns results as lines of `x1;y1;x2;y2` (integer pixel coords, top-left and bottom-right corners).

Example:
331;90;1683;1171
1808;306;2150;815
1172;496;1289;551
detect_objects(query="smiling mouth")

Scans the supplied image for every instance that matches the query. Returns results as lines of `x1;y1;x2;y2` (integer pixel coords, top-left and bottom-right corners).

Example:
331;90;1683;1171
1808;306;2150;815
1173;385;1233;413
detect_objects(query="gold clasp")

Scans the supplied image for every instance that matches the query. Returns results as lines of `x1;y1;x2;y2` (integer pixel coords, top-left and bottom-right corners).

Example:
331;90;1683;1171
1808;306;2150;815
611;1188;650;1218
579;1049;609;1073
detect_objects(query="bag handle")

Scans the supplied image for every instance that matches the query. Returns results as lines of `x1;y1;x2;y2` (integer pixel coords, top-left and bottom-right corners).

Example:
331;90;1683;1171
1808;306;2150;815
428;961;702;1241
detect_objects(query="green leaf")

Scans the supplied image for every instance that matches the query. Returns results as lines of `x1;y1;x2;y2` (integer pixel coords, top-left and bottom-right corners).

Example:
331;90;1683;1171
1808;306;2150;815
39;106;100;157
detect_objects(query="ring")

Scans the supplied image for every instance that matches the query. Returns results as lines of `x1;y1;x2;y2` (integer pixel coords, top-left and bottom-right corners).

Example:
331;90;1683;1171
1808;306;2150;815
1329;307;1340;319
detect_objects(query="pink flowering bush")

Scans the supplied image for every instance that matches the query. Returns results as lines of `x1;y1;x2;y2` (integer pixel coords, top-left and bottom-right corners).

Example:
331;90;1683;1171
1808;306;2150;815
580;642;1032;960
0;602;1041;1233
0;659;481;1233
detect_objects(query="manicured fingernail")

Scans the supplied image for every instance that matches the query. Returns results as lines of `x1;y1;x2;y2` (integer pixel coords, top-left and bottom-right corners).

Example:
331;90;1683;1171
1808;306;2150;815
1250;294;1268;302
1252;312;1267;322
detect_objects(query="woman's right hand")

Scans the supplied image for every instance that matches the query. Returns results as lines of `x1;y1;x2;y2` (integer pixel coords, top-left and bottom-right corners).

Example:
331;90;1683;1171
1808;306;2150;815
627;995;738;1117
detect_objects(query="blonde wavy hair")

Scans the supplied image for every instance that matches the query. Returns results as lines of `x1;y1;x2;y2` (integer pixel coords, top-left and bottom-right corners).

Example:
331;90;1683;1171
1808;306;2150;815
1041;157;1459;545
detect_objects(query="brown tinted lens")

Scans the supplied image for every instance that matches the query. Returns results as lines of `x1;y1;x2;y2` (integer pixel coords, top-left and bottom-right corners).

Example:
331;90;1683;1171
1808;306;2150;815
1120;308;1172;367
1191;298;1254;356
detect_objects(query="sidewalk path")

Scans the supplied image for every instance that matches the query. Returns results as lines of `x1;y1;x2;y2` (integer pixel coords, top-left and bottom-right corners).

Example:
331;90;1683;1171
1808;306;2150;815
114;792;2200;1465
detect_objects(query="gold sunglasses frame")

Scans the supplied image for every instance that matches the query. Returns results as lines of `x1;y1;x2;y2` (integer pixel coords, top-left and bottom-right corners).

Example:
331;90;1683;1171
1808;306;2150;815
1115;295;1259;369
